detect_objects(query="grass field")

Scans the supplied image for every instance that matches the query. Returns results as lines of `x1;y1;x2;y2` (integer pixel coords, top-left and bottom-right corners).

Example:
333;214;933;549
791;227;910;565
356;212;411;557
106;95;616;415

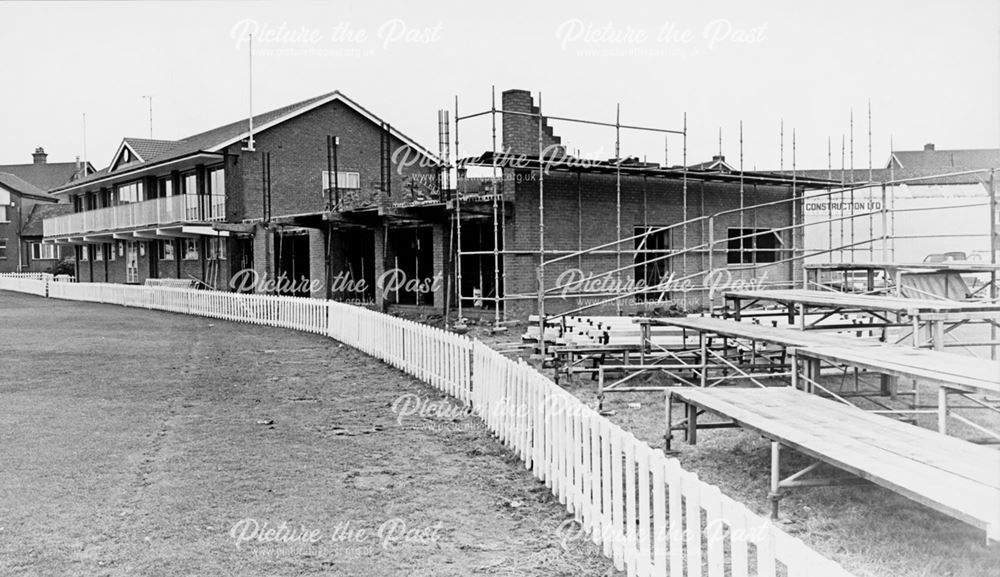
0;292;612;577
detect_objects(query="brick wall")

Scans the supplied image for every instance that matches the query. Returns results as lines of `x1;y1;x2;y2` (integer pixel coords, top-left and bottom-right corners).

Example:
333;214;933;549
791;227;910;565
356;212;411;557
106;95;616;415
502;90;565;158
502;171;797;318
227;99;439;222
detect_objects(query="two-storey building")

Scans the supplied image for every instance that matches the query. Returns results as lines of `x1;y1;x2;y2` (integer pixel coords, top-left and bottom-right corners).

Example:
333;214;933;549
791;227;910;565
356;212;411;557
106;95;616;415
43;91;444;298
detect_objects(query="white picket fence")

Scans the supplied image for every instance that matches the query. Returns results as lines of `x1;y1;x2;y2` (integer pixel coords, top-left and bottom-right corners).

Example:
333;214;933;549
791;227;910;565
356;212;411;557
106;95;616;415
0;273;49;297
0;276;854;577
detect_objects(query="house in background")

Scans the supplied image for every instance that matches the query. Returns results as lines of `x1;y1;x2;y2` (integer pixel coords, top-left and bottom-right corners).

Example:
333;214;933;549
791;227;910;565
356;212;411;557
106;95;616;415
0;147;95;191
0;147;94;274
20;203;74;273
0;172;64;273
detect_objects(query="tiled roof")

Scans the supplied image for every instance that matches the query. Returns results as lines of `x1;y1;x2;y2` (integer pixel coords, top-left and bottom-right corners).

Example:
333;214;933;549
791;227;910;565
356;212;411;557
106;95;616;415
51;90;439;195
772;148;1000;186
22;203;72;236
0;162;90;191
0;171;53;199
889;148;1000;171
123;138;179;162
686;157;735;172
51;92;337;192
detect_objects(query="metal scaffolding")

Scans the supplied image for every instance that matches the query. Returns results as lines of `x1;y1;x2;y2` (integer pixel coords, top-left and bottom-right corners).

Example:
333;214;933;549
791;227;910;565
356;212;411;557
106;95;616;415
448;89;1000;359
452;87;686;339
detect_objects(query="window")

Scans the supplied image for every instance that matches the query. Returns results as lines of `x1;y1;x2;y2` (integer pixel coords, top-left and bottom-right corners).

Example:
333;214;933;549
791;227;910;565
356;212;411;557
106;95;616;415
94;243;104;261
207;168;225;219
634;227;670;301
182;172;200;219
106;243;116;261
322;171;361;190
207;237;227;260
727;228;781;265
208;168;225;194
182;238;199;260
0;239;6;260
116;181;144;204
182;172;197;195
80;245;89;261
118;241;125;257
158;177;173;197
31;243;58;260
158;239;175;261
0;188;9;222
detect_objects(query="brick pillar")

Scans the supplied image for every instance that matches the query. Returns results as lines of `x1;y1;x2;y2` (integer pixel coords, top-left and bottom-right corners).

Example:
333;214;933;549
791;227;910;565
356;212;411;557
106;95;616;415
432;223;445;311
329;228;345;299
308;228;326;299
373;225;386;310
252;224;273;293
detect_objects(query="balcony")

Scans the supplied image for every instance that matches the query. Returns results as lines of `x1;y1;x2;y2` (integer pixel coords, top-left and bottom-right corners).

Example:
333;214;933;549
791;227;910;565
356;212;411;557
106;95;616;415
44;194;225;241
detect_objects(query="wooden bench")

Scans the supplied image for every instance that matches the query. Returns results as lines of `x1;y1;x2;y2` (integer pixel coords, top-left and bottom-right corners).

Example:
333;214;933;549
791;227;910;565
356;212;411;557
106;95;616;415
666;386;1000;540
723;288;1000;351
792;345;1000;440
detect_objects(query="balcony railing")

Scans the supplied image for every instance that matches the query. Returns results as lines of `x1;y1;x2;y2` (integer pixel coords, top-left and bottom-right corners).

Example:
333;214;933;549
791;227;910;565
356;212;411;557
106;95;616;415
44;194;225;238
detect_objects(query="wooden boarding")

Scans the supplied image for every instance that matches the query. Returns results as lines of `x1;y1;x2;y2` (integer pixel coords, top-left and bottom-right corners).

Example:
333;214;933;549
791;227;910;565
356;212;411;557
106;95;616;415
805;261;1000;274
667;386;1000;540
725;289;1000;315
593;317;883;409
644;316;883;349
797;346;1000;396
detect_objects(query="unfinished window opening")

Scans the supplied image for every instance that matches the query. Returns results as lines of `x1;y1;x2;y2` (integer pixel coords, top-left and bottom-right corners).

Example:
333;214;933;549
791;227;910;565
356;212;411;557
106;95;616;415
336;228;376;305
386;226;434;307
459;220;503;311
727;228;781;265
275;230;311;297
634;226;670;301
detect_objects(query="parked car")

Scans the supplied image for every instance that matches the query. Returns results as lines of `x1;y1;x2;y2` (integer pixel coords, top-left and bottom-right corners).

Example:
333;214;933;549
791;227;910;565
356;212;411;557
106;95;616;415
923;251;969;263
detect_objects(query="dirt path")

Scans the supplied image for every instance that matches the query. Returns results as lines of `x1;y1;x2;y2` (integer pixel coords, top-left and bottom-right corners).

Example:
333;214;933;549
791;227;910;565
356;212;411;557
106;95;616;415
0;292;612;577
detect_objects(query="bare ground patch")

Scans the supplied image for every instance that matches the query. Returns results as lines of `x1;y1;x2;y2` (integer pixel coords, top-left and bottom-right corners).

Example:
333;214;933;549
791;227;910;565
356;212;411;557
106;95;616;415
0;292;612;577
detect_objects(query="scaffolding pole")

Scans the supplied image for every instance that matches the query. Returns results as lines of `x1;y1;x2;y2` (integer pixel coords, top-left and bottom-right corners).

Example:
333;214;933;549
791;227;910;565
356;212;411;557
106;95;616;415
739;121;745;270
536;93;546;356
850;108;856;253
828;136;833;264
868;99;874;260
890;135;896;260
455;94;463;321
840;135;846;262
792;129;800;287
991;169;998;360
491;85;501;328
682;113;688;285
615;103;622;316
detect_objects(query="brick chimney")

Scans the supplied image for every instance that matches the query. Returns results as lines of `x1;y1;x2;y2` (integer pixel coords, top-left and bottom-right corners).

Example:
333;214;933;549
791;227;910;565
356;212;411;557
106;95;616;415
32;147;48;164
501;89;566;158
924;143;935;151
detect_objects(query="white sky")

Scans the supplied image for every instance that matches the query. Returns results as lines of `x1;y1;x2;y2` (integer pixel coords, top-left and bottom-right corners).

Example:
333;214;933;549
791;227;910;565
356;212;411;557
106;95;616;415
2;0;998;171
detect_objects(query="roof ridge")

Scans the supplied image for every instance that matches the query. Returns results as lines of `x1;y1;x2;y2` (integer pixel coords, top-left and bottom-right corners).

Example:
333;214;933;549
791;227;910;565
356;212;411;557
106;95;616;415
176;90;339;144
124;136;178;143
0;171;52;198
